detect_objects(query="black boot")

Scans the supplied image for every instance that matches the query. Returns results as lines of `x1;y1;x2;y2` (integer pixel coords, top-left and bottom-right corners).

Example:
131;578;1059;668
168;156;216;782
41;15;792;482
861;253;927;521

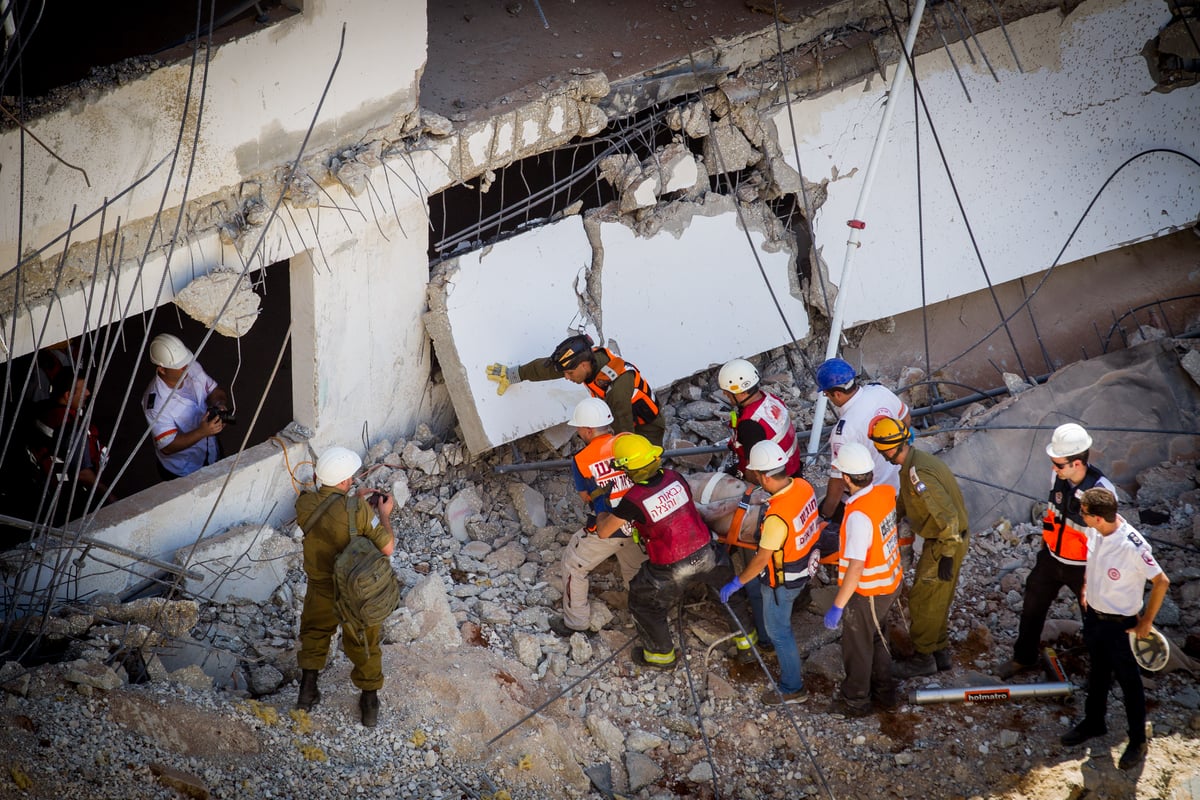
360;689;379;727
296;669;320;711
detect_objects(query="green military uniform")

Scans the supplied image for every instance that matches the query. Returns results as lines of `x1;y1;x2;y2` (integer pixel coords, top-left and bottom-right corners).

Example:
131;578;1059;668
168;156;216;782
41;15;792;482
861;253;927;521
519;349;666;446
296;486;392;690
896;447;969;656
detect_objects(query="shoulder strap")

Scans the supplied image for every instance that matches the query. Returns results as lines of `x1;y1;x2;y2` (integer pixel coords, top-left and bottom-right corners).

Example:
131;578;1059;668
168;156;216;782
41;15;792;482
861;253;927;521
346;495;359;537
299;492;343;536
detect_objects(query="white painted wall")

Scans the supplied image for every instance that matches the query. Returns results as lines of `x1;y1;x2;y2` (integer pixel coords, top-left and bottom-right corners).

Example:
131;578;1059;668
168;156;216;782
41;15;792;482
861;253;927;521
776;0;1200;330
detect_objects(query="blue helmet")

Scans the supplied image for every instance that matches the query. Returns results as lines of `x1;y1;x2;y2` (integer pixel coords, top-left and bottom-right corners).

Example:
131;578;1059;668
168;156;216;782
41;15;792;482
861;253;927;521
816;358;857;392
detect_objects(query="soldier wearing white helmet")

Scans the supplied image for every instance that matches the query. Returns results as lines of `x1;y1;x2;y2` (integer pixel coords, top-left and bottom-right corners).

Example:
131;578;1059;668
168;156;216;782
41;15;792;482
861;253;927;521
718;358;802;479
141;333;231;480
996;423;1116;679
550;398;648;636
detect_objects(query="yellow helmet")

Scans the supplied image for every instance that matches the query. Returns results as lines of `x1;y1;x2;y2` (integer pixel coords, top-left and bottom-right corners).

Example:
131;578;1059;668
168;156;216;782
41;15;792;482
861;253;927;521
610;433;663;471
868;416;912;450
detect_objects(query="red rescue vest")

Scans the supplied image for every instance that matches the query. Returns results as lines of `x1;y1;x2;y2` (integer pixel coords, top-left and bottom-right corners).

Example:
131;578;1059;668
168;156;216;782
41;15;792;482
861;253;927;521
623;469;711;565
1041;464;1106;564
731;391;801;476
838;485;903;596
585;348;660;427
762;477;822;588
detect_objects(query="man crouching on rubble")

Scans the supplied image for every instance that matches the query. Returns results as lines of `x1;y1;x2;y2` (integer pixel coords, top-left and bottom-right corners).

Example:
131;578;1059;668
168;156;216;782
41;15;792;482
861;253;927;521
593;434;758;670
295;446;395;727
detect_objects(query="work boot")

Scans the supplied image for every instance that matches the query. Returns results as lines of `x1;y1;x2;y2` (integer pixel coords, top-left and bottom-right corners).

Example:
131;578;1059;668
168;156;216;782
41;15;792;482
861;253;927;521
1060;720;1107;747
933;648;952;671
548;615;594;638
1118;740;1147;770
296;669;320;711
359;689;380;728
892;652;937;680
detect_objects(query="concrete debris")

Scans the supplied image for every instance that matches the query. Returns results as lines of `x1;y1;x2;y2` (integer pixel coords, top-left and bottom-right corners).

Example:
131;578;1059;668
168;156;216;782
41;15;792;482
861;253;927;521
1136;461;1198;507
181;523;301;604
666;100;711;139
625;750;664;791
586;713;625;759
280;165;321;208
507;482;548;531
1002;372;1033;394
445;484;484;542
247;664;284;696
150;762;210;800
172;271;261;338
703;117;761;174
64;660;123;691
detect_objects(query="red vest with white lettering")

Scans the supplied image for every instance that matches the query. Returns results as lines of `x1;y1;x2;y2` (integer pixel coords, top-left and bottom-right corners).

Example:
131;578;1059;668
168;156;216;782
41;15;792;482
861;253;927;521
731;391;800;476
623;468;712;565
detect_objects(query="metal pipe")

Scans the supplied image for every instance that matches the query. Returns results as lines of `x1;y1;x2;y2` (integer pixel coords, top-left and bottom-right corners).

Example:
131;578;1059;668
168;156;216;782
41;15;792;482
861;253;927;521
492;444;729;474
912;681;1075;705
805;0;929;463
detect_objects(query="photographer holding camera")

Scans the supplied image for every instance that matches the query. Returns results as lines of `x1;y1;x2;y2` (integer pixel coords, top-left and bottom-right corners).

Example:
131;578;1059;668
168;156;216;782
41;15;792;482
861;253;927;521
142;333;233;480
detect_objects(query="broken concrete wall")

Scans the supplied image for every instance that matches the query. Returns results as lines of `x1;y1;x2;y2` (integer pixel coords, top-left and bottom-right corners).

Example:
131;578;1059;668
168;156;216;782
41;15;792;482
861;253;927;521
778;0;1200;336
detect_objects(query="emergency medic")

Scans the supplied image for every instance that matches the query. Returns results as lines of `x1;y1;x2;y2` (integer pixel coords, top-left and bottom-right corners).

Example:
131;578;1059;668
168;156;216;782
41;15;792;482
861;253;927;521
823;442;903;717
815;358;910;522
30;371;115;520
485;333;666;446
869;416;968;678
996;423;1115;680
594;434;758;670
550;398;648;637
719;440;822;704
718;358;802;478
1061;488;1168;771
142;333;231;480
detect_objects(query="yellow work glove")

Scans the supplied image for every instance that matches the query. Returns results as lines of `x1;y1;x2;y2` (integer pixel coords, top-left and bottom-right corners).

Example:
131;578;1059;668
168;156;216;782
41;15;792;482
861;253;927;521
485;363;520;395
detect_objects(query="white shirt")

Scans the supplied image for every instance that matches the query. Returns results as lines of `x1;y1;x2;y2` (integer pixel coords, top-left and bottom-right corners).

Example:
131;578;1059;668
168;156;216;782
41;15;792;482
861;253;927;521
842;486;874;562
142;362;219;477
1085;517;1162;616
828;383;910;492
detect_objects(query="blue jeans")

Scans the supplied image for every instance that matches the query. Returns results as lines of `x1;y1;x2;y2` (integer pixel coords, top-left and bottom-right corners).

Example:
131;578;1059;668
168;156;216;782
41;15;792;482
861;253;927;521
761;579;808;693
745;577;771;647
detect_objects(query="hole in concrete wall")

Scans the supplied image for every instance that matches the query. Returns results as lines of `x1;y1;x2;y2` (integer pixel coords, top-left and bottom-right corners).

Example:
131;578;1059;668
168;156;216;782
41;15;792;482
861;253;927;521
0;261;293;542
1142;7;1200;92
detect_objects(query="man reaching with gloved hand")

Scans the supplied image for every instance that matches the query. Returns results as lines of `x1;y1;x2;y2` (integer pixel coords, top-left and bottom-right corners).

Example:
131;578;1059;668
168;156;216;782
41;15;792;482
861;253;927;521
868;416;969;679
485;332;665;447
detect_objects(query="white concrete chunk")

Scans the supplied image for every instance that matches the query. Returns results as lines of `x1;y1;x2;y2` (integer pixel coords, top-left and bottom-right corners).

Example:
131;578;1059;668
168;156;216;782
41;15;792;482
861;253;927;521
445;485;484;543
508;483;548;531
173;271;261;338
178;524;301;605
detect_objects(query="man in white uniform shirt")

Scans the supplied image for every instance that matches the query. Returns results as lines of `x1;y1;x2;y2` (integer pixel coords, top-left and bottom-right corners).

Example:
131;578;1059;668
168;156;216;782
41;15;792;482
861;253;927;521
1060;488;1169;772
142;334;230;480
815;358;911;521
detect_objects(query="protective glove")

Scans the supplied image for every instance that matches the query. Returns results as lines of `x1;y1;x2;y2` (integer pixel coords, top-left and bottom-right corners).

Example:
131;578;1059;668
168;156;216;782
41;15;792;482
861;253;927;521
719;576;743;604
824;604;844;630
485;363;520;395
937;555;954;582
584;513;598;533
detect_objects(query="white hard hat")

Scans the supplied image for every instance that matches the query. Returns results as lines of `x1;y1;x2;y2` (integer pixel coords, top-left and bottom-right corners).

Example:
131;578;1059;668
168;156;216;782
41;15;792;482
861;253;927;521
719;358;759;394
568;397;614;428
1129;627;1170;672
746;440;787;473
315;446;362;486
149;333;193;369
1046;423;1093;459
832;442;874;476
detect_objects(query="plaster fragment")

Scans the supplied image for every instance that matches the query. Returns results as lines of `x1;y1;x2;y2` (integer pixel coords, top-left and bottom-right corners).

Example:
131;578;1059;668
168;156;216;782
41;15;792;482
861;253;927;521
173;271;261;338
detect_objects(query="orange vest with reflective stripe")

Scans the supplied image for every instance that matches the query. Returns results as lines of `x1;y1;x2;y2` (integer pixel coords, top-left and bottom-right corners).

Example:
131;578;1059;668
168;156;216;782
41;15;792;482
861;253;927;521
585;348;660;427
1040;465;1105;564
763;476;822;588
838;485;903;596
572;433;633;511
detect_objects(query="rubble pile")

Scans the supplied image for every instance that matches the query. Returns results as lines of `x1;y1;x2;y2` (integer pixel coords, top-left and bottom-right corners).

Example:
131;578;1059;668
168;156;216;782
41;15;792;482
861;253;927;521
2;348;1200;798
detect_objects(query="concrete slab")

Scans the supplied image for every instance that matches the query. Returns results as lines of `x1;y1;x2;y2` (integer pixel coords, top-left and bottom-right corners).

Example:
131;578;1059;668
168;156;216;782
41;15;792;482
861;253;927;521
940;340;1200;529
176;523;301;605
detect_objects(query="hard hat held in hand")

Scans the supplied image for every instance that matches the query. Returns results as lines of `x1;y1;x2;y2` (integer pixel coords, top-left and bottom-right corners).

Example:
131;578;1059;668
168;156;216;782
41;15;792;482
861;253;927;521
1129;627;1169;672
316;446;362;486
149;333;194;369
719;358;759;394
1046;423;1092;459
569;397;613;428
832;442;874;476
746;440;787;472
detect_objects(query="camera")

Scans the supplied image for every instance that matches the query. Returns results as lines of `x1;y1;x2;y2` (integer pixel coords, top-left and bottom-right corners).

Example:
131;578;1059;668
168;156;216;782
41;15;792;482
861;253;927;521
367;492;386;507
206;406;236;425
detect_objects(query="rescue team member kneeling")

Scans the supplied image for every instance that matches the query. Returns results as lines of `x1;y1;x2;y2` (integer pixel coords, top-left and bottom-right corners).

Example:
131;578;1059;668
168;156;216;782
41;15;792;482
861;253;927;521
486;333;666;447
593;434;758;669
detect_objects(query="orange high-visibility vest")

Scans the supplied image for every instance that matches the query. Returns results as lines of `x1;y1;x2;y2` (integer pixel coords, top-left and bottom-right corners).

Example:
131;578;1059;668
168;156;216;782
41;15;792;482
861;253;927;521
1041;465;1106;564
762;477;822;588
838;484;903;596
585;348;660;427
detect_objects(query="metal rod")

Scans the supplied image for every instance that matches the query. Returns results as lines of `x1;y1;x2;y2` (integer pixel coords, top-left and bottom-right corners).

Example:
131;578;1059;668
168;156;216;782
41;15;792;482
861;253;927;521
929;4;972;102
985;0;1025;72
492;444;729;473
913;681;1074;705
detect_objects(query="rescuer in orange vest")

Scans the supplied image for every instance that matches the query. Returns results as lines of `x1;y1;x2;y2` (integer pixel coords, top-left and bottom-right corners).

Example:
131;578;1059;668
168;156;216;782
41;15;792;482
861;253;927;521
823;442;903;717
486;332;665;446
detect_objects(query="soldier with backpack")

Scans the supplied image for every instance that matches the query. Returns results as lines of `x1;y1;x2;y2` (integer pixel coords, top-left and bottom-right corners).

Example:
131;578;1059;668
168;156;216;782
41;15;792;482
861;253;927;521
295;446;396;727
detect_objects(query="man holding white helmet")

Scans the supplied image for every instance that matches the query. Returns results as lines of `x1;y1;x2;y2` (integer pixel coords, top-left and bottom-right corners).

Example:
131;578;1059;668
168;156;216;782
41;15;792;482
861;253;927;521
550;397;648;636
997;423;1115;680
141;333;230;479
719;439;822;705
718;358;802;479
295;446;395;727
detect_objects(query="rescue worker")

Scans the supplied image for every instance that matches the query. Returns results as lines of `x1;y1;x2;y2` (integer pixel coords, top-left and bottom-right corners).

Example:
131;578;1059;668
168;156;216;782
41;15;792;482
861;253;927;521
868;416;969;678
823;442;903;717
594;434;757;669
1061;488;1168;771
142;333;231;480
719;440;822;704
30;371;115;520
718;358;802;478
550;398;648;636
295;446;395;727
485;333;666;446
815;358;910;522
996;423;1115;679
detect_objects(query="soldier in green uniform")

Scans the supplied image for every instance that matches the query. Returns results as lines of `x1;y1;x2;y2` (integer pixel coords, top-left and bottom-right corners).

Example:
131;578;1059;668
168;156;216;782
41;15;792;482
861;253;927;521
869;417;969;678
295;446;395;726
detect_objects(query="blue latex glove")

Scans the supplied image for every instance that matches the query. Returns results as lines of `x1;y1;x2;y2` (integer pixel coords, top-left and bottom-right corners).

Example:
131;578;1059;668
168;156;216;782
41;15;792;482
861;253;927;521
824;605;844;629
719;576;743;604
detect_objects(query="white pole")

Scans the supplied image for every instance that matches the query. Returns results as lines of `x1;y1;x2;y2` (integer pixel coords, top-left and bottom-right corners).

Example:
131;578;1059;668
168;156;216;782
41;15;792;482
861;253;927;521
806;0;928;460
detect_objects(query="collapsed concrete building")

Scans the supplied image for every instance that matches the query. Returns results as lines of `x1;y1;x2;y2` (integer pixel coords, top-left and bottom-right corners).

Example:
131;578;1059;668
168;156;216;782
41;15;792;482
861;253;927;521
0;0;1197;647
